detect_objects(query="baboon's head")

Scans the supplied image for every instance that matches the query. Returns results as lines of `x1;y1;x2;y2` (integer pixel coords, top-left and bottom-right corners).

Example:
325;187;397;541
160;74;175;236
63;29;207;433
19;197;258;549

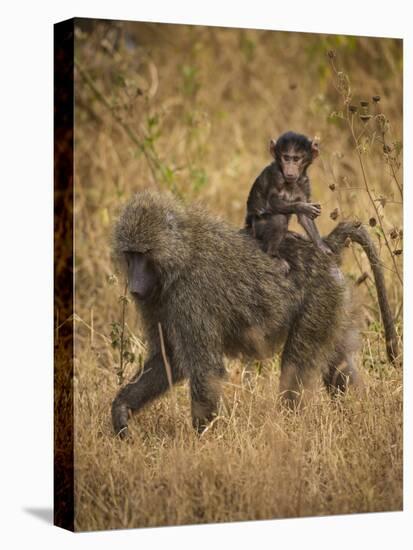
112;190;190;300
270;131;319;184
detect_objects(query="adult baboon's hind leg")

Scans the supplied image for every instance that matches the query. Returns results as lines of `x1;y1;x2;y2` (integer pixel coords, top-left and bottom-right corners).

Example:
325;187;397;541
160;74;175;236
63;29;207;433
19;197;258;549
323;352;362;396
279;335;321;409
279;356;318;409
189;366;226;433
323;315;363;396
279;300;338;408
112;353;184;438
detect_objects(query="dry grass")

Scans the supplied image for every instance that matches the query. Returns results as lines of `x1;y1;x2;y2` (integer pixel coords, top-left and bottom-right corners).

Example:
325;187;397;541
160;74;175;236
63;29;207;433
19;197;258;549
73;353;402;531
69;20;403;531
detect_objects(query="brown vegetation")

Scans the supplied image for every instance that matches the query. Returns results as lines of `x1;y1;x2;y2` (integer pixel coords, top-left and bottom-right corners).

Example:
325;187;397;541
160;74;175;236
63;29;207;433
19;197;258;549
68;20;403;531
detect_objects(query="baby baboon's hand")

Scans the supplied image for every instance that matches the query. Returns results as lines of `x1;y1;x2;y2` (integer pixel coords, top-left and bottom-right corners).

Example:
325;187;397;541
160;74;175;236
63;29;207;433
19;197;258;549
302;203;321;219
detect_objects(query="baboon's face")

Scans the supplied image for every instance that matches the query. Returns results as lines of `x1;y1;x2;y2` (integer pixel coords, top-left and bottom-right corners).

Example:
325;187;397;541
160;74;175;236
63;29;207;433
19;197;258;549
125;251;158;301
279;147;309;184
113;191;192;301
270;132;319;184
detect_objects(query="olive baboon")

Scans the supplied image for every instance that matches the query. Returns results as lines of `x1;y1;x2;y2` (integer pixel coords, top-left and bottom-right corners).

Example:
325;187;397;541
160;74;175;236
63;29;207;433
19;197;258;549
111;191;398;437
245;131;331;273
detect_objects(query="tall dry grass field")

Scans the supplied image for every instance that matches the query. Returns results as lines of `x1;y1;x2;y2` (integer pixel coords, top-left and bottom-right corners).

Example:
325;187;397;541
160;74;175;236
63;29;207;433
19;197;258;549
67;20;403;531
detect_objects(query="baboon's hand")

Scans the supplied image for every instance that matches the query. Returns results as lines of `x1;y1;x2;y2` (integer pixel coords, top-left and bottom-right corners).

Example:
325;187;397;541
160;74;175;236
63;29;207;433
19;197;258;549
112;399;129;439
301;203;321;219
116;426;129;440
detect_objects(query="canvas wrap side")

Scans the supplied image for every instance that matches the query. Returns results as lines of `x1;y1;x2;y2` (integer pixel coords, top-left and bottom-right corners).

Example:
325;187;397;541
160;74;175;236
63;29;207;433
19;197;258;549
54;17;75;533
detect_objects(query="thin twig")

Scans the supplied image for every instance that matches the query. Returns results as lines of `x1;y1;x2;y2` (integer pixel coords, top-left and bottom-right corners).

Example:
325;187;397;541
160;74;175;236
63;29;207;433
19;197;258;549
347;111;402;286
55;308;59;344
90;307;94;349
380;124;403;200
328;56;402;287
394;299;403;322
158;322;178;414
158;322;173;391
118;281;128;385
75;59;162;185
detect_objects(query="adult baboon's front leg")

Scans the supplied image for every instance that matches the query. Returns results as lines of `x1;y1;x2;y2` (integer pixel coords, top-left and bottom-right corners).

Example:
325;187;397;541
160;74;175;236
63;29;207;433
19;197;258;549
112;353;183;438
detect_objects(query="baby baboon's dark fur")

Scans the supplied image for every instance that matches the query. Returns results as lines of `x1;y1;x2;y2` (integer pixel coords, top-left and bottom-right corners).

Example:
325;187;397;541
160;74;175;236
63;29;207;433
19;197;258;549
111;191;398;437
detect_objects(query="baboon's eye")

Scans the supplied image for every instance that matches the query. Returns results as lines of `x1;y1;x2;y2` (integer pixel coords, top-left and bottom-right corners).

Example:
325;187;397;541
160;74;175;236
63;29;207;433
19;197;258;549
124;250;150;263
124;251;139;264
293;156;300;163
282;155;291;162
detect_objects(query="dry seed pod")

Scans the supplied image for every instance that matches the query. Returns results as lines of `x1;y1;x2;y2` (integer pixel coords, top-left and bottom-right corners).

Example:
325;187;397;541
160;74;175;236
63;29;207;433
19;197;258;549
369;217;377;227
330;208;339;220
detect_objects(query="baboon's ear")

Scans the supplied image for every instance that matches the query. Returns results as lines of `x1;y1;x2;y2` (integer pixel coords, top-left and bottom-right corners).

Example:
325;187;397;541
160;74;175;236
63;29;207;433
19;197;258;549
311;139;320;159
269;139;277;158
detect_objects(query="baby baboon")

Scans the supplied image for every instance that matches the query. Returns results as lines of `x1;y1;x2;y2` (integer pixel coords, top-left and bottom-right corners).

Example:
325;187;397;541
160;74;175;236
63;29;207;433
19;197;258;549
245;131;331;273
111;191;398;438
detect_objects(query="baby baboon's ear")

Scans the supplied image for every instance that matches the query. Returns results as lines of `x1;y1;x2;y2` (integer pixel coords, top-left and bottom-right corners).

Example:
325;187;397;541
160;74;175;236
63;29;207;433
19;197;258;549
311;139;320;159
269;139;277;158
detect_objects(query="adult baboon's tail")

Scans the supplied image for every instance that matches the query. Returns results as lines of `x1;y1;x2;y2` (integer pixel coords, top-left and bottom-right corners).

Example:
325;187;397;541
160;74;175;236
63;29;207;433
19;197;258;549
326;222;399;365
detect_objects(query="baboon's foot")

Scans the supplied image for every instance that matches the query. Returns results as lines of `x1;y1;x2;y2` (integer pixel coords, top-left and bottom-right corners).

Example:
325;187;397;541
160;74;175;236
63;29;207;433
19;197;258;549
318;241;333;256
324;359;364;397
266;247;290;274
279;389;302;411
279;362;315;409
272;257;290;275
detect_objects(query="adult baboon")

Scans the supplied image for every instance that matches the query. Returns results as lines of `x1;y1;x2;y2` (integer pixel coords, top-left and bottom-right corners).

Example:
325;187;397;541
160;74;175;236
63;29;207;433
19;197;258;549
111;191;398;437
